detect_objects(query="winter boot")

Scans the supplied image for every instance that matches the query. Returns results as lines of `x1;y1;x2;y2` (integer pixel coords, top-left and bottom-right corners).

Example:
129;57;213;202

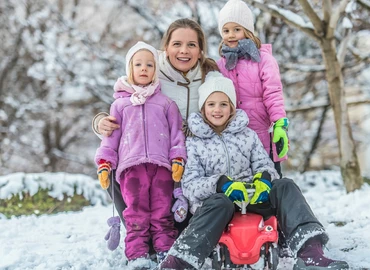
156;254;195;270
156;251;168;264
127;254;155;270
294;238;349;270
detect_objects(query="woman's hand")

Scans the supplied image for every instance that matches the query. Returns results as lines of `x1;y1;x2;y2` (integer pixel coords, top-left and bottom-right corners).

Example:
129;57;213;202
98;116;120;137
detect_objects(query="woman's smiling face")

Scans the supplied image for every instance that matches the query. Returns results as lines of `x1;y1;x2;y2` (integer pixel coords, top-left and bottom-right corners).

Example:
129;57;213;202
165;28;201;72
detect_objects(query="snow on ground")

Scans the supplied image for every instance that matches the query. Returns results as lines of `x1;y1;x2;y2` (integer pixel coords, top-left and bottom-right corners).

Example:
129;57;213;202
0;171;370;269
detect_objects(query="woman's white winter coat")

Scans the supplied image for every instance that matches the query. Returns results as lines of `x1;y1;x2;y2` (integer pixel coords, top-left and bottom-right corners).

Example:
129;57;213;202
182;109;280;214
158;51;202;121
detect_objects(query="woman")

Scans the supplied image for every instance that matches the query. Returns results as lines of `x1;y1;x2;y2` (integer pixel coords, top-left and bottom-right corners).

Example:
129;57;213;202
92;18;219;229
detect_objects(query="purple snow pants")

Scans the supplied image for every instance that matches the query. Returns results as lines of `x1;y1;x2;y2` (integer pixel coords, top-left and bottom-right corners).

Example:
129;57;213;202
119;163;177;260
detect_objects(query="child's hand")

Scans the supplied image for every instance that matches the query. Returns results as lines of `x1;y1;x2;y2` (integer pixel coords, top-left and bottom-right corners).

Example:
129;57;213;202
220;177;249;203
97;161;111;190
172;158;185;182
273;118;289;158
250;172;272;204
172;188;188;223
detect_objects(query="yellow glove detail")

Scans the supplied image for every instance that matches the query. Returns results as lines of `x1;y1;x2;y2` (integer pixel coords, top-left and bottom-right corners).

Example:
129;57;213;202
97;162;111;190
172;158;185;182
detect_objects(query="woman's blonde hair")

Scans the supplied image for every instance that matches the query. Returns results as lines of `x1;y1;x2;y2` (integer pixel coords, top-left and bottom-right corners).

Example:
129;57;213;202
127;49;157;85
200;97;236;134
161;18;219;82
218;28;261;56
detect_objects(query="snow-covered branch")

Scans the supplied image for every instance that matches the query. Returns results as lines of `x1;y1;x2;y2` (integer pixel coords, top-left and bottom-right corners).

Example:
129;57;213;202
337;27;352;66
328;0;350;37
297;0;324;36
51;148;90;166
244;0;318;41
286;96;370;113
357;0;370;9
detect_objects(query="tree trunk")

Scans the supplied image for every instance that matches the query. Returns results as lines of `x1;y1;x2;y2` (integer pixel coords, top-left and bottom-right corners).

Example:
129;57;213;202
320;39;363;192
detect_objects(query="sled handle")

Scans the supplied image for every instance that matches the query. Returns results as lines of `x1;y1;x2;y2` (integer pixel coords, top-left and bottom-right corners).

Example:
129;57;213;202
234;186;255;214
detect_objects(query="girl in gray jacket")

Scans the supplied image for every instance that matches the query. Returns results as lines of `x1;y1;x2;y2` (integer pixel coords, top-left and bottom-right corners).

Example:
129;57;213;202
156;72;348;270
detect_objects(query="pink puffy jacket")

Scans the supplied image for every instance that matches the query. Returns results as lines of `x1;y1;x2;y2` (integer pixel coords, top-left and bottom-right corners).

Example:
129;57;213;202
217;44;286;161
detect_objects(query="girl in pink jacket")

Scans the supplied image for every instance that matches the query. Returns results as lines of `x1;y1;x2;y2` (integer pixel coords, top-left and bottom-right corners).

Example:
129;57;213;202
94;41;187;269
217;0;289;177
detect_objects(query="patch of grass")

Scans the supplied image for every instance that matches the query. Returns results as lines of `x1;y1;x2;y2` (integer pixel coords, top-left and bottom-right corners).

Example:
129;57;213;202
363;176;370;185
0;188;90;218
329;221;348;227
340;245;357;252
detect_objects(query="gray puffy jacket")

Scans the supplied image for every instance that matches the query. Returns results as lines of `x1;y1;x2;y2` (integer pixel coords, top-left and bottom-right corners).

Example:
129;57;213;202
182;109;279;213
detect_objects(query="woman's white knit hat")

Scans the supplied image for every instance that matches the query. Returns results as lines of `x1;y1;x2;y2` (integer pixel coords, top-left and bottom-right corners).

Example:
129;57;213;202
198;72;237;110
218;0;255;36
125;41;159;80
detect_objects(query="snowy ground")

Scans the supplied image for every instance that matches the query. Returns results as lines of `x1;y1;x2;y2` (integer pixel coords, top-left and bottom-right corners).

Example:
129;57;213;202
1;171;370;270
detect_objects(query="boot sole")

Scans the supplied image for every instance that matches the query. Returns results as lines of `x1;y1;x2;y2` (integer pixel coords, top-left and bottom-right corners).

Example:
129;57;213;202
293;258;349;270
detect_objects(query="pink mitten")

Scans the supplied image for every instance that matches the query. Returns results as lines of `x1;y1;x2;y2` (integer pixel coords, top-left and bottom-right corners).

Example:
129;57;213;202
171;188;188;223
105;216;120;251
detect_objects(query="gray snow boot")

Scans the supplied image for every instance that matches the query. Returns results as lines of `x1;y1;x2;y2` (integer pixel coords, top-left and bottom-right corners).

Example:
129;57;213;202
294;239;349;270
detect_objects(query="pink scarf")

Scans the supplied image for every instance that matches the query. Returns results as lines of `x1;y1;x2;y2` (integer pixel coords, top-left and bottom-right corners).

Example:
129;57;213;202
114;76;159;106
130;82;158;105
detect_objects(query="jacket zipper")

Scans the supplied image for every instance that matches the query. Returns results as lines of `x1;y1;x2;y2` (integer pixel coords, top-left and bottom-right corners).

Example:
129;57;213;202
219;134;231;176
142;105;148;158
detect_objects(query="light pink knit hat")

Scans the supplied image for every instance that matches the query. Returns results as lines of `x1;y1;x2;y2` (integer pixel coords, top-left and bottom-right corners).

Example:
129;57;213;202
218;0;255;36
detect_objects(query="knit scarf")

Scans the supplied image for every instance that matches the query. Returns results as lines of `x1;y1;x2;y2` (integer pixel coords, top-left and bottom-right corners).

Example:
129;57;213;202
221;39;261;71
129;81;159;105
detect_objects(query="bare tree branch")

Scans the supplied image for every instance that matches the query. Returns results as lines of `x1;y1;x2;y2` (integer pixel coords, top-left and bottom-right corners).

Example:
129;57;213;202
297;0;324;36
337;28;352;66
357;0;370;10
328;0;350;37
128;4;164;37
286;97;370;113
323;0;332;24
302;103;329;173
244;0;319;41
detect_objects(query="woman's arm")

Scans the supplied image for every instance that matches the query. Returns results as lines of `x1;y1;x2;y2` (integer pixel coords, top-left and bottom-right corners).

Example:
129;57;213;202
92;112;120;138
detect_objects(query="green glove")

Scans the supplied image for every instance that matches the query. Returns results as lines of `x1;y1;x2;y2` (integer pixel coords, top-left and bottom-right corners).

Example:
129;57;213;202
219;176;249;203
250;172;272;204
272;117;289;158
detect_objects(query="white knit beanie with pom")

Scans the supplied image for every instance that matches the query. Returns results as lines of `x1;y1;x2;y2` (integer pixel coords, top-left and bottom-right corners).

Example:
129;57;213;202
218;0;255;36
198;72;237;110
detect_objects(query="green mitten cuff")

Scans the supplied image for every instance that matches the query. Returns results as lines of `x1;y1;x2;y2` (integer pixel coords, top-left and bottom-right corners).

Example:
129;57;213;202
273;118;289;158
274;117;289;128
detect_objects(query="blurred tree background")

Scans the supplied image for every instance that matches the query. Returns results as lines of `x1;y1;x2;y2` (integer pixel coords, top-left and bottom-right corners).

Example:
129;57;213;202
1;0;369;183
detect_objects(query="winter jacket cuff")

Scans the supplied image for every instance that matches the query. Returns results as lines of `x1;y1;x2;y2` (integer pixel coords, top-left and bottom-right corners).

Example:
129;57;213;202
95;147;118;169
92;112;109;138
169;146;187;163
216;175;231;193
